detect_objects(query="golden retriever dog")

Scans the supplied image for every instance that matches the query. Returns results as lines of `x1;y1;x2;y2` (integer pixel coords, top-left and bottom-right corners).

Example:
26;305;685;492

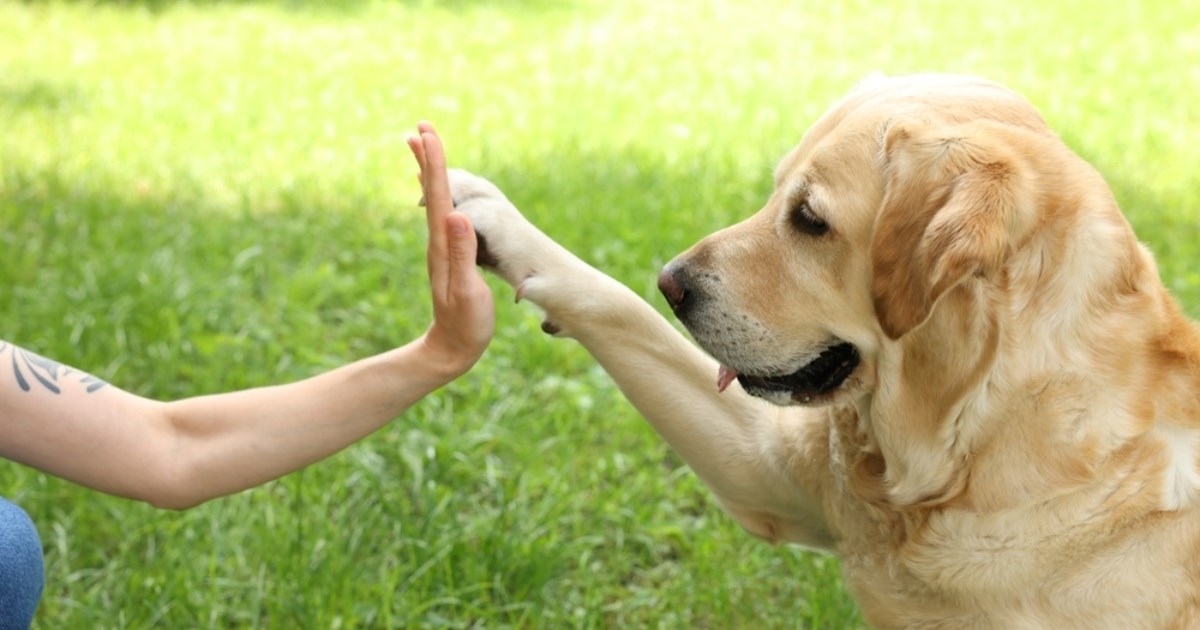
446;74;1200;628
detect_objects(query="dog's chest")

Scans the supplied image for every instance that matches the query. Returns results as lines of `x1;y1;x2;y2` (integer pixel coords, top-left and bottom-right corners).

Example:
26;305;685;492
836;506;1198;628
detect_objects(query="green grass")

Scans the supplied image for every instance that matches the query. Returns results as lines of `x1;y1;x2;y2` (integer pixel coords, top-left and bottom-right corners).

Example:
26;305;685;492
2;0;1198;627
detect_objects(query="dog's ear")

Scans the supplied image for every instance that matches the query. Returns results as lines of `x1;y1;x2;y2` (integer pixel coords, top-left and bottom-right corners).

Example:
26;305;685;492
866;121;1046;509
871;121;1039;339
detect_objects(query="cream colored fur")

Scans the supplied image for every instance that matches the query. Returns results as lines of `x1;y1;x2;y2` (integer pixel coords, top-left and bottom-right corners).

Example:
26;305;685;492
447;74;1200;628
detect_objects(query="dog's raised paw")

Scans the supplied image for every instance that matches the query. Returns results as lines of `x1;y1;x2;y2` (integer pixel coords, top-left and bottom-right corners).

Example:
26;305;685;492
444;168;554;290
443;169;612;323
447;168;509;206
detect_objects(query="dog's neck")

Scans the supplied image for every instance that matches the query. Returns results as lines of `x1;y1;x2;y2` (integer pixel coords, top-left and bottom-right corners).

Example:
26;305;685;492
1003;185;1200;423
962;187;1200;514
853;182;1200;515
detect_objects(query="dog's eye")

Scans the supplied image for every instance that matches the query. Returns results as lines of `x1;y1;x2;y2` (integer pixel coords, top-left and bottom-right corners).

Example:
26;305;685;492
789;200;830;237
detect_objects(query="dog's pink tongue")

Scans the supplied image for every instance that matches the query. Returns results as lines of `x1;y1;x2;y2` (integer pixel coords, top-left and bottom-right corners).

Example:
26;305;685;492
717;365;738;393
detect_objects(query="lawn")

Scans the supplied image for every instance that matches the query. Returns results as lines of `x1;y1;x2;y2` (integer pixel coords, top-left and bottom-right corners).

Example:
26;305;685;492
1;0;1198;627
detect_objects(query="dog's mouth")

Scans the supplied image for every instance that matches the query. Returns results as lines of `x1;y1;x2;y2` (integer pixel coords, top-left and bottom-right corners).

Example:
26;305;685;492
717;342;860;405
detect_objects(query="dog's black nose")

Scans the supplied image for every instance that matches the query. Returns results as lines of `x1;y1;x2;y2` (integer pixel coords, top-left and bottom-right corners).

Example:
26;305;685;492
658;264;694;318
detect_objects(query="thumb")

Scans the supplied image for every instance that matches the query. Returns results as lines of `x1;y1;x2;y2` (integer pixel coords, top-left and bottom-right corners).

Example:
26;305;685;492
445;211;479;273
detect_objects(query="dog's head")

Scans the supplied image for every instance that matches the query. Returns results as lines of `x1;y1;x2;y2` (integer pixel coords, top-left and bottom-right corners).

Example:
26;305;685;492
661;74;1105;507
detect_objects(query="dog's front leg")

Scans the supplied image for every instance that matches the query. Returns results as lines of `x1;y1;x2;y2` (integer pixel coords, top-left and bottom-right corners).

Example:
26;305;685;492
448;170;836;548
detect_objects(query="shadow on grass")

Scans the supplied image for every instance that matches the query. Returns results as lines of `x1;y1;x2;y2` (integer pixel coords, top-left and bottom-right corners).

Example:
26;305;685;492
5;133;1195;326
0;148;758;375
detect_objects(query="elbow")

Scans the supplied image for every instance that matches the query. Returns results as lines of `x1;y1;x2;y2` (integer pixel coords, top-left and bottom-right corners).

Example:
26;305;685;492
133;450;210;511
134;402;212;511
143;492;207;512
136;478;209;511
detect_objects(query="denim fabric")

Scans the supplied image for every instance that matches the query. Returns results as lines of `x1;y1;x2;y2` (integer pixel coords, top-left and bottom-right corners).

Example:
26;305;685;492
0;498;43;630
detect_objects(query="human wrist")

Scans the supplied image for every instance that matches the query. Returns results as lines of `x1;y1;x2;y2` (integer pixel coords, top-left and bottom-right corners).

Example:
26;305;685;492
415;334;481;382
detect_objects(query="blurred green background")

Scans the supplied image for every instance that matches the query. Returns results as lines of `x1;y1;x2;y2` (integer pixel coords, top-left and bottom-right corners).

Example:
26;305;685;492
2;0;1198;627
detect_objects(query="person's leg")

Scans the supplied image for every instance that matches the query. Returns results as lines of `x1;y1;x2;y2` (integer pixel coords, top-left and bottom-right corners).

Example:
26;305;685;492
0;498;43;630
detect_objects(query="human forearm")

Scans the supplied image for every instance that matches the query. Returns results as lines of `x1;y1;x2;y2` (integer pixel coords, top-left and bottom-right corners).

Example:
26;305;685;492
0;335;480;509
153;337;472;509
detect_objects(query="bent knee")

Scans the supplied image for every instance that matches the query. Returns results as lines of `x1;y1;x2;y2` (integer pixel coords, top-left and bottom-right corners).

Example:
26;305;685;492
0;498;45;628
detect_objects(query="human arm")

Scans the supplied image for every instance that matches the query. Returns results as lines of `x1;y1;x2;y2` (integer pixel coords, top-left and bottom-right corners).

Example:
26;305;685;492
0;123;494;509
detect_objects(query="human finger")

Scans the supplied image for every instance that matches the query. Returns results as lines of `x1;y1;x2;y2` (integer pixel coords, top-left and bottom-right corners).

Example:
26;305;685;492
444;211;479;295
419;124;451;223
418;124;453;295
406;133;426;173
407;132;428;194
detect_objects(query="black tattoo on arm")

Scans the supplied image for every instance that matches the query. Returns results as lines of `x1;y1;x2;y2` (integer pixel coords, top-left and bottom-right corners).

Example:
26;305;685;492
0;341;108;394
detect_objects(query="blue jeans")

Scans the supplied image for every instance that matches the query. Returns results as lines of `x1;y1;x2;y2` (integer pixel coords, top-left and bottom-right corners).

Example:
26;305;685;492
0;498;43;630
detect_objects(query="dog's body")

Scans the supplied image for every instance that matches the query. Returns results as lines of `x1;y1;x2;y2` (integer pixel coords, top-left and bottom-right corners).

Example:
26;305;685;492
448;74;1200;628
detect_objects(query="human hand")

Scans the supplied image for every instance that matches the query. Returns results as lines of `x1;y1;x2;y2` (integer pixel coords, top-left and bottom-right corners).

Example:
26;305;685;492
407;122;495;377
